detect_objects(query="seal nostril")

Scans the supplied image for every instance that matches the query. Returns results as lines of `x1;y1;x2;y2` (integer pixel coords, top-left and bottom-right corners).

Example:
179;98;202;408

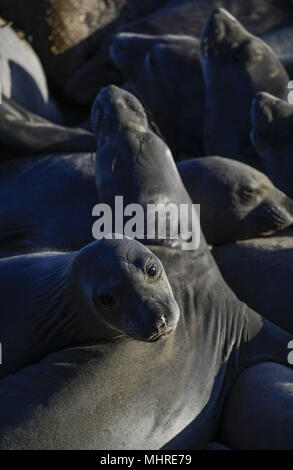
156;315;167;331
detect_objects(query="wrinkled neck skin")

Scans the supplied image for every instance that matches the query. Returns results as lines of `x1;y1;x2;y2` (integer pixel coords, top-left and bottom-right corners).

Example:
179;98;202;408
147;236;292;447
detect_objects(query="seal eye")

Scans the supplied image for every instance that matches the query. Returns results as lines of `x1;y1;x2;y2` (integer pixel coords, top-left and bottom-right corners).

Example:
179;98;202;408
99;294;115;307
146;263;158;278
239;187;255;203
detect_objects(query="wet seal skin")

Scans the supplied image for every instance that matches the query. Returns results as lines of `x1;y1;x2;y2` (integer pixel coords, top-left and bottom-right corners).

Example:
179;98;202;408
251;91;293;199
201;8;289;169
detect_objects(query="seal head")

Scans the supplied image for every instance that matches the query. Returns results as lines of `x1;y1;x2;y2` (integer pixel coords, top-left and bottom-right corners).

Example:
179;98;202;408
201;8;289;168
71;237;180;342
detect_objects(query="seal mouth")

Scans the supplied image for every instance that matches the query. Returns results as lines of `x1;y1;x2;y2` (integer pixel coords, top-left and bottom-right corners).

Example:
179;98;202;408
147;327;175;342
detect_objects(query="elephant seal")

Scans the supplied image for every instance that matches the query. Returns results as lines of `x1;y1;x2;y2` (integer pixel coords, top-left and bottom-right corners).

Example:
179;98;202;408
110;32;204;157
0;236;179;379
0;95;96;159
251;91;293;198
212;230;293;333
178;156;293;245
110;29;293;158
3;1;290;106
67;0;293;105
201;8;289;169
0;0;166;100
0;19;61;122
1;150;293;255
219;362;293;449
0;84;291;450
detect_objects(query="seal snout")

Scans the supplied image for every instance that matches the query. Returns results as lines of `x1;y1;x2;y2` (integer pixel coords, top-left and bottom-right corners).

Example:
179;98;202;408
91;85;148;142
201;8;245;58
139;297;180;342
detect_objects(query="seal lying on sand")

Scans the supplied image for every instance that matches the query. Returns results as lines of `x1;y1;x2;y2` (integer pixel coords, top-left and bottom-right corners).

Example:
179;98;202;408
251;91;293;199
0;236;180;379
201;8;289;169
0;85;292;449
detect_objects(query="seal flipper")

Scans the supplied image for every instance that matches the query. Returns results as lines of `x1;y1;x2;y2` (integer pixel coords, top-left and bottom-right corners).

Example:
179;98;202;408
0;96;96;159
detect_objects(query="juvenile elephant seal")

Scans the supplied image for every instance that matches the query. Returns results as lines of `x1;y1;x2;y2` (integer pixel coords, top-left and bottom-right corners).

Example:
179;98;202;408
110;32;204;157
0;236;179;379
251;91;293;198
212;230;293;333
201;8;289;168
0;84;291;450
178;156;293;245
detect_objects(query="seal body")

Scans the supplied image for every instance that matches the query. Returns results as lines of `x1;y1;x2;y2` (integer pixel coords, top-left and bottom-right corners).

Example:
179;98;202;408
0;20;61;121
201;8;289;169
251;92;293;198
110;32;204;157
213;231;293;333
0;85;291;450
0;152;97;255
